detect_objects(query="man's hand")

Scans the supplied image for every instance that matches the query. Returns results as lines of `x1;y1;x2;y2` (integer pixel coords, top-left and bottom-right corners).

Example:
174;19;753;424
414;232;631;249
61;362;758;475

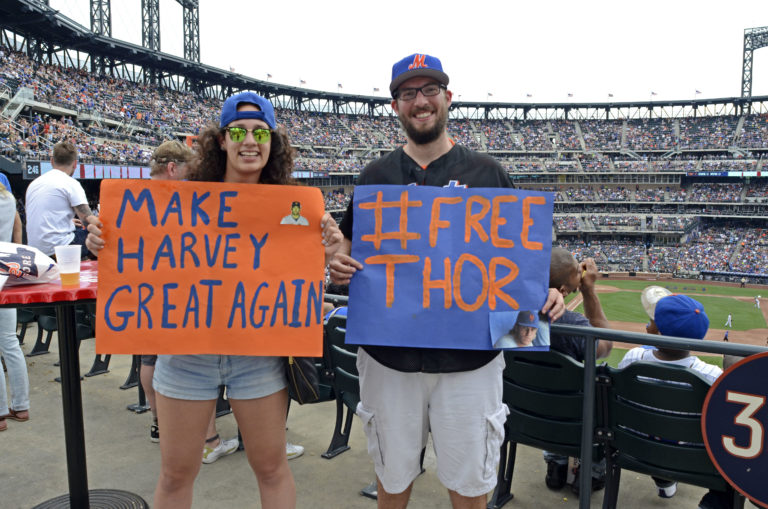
84;215;104;256
541;288;565;321
579;258;599;293
328;237;363;285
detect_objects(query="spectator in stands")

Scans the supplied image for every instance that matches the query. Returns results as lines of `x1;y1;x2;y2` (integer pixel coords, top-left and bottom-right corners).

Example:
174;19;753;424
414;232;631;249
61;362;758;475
148;140;194;180
0;179;30;431
85;91;342;509
543;247;612;494
25;141;95;258
329;53;565;509
620;289;725;507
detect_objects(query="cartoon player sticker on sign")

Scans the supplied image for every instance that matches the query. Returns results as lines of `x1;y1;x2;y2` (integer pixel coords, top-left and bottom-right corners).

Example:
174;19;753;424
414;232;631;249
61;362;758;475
280;201;310;226
702;352;768;508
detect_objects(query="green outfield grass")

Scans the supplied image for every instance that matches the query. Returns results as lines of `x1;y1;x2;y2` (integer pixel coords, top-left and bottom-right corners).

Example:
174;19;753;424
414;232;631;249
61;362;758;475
594;279;765;298
603;347;724;369
573;291;767;330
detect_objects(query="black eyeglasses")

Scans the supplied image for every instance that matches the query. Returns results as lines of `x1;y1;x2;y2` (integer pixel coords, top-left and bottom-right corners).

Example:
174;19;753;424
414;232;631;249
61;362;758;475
395;83;446;101
224;127;271;144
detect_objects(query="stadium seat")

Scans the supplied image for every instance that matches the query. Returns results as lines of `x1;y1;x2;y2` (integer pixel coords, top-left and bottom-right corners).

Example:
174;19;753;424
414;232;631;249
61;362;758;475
597;362;745;509
321;311;359;459
489;349;601;509
16;307;36;345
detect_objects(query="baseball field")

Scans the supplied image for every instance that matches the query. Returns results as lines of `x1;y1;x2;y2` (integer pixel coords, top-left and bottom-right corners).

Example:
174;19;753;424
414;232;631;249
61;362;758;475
567;278;768;368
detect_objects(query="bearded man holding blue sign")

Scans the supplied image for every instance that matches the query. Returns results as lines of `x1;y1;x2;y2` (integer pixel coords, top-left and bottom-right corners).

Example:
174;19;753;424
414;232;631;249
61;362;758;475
329;53;565;509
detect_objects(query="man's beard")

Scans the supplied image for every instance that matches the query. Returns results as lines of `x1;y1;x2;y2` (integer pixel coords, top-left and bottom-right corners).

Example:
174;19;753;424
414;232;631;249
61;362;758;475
399;107;447;145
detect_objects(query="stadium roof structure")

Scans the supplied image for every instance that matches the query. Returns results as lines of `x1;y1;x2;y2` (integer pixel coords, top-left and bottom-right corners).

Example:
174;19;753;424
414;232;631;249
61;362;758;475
2;0;768;120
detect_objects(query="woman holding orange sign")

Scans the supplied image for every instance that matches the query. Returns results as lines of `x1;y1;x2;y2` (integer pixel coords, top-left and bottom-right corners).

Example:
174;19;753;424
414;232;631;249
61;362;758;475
86;91;342;509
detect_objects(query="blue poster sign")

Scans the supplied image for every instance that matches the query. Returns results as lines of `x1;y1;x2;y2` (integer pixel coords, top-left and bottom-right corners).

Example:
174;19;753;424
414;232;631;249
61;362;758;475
702;352;768;508
347;185;554;350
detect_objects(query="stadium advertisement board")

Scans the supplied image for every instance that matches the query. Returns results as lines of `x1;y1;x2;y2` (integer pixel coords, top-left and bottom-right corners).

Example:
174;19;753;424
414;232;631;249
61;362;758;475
28;161;152;180
94;180;325;356
702;352;768;508
347;185;554;350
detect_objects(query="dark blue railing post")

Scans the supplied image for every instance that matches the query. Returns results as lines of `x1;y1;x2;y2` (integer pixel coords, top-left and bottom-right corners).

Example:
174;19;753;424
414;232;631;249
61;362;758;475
578;332;597;509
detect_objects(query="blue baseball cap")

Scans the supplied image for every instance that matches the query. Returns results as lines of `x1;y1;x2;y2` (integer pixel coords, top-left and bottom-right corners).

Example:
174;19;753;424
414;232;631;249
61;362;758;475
516;311;539;328
654;294;709;340
390;53;450;97
219;91;276;129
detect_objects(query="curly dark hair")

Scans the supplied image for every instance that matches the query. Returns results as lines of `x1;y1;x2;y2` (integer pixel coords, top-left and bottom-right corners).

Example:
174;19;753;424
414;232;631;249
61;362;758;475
187;123;296;185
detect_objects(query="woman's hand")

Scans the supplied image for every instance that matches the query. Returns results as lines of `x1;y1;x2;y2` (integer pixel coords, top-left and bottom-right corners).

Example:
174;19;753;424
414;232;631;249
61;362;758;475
321;212;343;263
84;215;104;256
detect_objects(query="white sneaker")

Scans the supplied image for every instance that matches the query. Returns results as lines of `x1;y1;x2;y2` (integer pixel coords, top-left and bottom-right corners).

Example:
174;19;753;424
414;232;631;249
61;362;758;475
286;442;304;460
656;481;677;498
202;437;239;464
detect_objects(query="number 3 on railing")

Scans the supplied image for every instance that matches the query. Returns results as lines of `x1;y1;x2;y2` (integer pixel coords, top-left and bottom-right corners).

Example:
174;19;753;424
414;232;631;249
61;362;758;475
722;391;766;459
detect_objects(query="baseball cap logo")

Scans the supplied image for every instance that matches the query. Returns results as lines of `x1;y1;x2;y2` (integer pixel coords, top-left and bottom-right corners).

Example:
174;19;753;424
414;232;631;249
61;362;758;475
408;54;428;70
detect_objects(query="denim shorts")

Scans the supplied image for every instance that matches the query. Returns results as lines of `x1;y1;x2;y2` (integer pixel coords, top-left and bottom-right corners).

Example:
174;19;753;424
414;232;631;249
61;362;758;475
153;354;286;401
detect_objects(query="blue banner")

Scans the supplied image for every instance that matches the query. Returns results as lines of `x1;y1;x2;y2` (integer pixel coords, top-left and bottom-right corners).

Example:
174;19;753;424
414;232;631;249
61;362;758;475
347;185;554;350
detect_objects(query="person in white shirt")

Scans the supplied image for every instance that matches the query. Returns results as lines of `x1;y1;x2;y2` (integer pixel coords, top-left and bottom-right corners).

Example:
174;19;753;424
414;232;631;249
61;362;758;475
724;313;732;328
25;141;94;258
620;289;723;505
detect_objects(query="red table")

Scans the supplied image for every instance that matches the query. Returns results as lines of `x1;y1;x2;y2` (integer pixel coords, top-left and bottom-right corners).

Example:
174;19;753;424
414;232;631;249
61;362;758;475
1;261;147;508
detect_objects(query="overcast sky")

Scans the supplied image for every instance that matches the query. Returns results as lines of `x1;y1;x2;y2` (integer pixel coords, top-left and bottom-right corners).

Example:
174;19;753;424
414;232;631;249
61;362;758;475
50;0;768;104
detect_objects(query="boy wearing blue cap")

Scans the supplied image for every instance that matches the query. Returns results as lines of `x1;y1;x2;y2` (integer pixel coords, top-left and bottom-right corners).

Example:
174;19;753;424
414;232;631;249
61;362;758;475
619;291;723;505
330;54;565;508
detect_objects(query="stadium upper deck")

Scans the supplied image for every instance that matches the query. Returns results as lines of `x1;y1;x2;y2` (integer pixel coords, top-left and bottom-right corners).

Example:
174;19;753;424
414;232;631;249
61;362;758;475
1;17;767;281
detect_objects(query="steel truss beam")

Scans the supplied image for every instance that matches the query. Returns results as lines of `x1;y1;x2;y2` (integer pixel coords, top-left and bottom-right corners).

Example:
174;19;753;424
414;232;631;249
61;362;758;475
89;0;111;75
180;1;200;63
741;26;768;113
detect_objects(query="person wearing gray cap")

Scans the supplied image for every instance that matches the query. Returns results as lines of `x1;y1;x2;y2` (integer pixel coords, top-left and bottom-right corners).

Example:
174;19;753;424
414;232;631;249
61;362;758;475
329;54;565;508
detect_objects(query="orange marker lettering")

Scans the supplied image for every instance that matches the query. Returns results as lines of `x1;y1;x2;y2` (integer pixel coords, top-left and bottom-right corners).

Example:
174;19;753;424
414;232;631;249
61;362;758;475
453;254;488;312
365;254;420;307
359;191;422;250
429;197;462;247
488;257;519;310
491;195;517;248
423;256;452;309
465;196;490;243
521;196;545;251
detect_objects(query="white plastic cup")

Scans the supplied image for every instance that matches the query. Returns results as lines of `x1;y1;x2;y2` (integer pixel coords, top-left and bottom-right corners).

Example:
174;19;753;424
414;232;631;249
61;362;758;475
54;245;82;286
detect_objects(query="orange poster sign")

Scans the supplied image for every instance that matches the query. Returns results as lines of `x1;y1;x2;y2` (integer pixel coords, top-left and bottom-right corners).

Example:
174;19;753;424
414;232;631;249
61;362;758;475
95;180;325;356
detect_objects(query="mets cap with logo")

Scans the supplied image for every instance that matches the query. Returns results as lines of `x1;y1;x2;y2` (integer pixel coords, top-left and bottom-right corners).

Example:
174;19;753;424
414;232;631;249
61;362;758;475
390;53;450;97
516;311;539;328
219;91;276;129
654;294;709;340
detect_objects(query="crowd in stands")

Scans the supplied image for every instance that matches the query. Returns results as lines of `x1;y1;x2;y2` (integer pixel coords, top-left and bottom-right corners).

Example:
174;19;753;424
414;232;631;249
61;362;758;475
3;45;768;169
322;188;351;211
655;216;695;231
3;44;768;279
590;215;642;228
687;183;743;202
554;216;580;231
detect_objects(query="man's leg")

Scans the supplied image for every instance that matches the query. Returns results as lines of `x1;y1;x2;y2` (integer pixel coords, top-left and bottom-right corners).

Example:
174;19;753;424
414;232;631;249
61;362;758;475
429;354;507;508
377;479;413;509
356;349;429;508
448;490;486;509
